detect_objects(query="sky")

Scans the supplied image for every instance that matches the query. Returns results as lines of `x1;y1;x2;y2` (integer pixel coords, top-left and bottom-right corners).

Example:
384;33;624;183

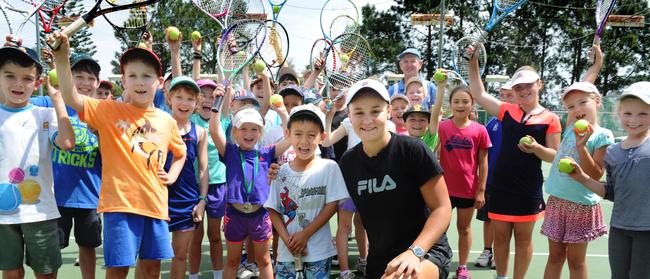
0;0;395;80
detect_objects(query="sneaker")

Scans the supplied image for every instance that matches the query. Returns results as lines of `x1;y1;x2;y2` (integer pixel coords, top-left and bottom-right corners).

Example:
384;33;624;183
474;249;493;267
456;266;471;279
339;270;356;279
491;258;496;269
237;264;255;279
332;255;340;266
73;258;80;266
247;263;260;277
355;258;367;276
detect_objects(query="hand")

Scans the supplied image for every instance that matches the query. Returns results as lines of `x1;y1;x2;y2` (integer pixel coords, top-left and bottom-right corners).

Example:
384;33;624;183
166;29;182;53
433;68;448;85
142;31;153;50
474;191;485;209
48;31;71;59
4;35;21;47
588;44;603;64
574;123;593;149
467;43;482;62
313;56;324;72
565;157;589;182
212;83;226;99
267;163;280;184
517;136;539;154
157;166;177;186
382;250;422;279
288;231;309;255
192;201;206;222
46;75;60;95
192;36;203;53
42;49;54;68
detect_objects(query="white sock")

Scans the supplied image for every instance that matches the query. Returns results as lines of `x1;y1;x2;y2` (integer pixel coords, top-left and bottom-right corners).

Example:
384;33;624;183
213;269;223;279
189;274;199;279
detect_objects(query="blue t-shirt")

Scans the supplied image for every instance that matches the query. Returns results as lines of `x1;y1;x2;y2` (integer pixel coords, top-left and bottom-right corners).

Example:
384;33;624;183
387;78;437;107
31;96;102;208
221;142;276;205
485;117;502;186
153;89;172;114
545;122;614;205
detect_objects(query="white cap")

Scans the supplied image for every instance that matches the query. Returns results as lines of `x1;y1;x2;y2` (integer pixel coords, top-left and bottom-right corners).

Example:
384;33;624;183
562;82;600;100
232;107;264;129
619;81;650;105
510;70;540;87
289;104;327;131
500;81;513;91
390;94;410;105
345;79;390;106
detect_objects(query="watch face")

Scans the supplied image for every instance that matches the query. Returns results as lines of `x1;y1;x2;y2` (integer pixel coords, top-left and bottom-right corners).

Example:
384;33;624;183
411;246;425;257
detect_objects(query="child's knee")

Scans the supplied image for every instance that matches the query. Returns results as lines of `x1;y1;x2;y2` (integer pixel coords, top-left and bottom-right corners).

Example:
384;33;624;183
255;253;271;267
226;255;241;268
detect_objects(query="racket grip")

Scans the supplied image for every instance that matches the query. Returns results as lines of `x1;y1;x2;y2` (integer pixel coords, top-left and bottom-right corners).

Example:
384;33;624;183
211;79;230;112
462;33;487;61
588;37;601;63
48;19;88;50
293;253;303;270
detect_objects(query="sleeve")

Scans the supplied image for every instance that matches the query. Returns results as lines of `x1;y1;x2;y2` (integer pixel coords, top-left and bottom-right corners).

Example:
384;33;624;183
220;142;235;163
30;96;53;108
80;98;105;129
589;129;615;153
428;81;437;105
546;113;562;134
264;145;277;162
497;103;513;122
325;161;350;204
422;130;438;151
478;124;492;149
168;119;187;158
264;176;281;211
387;84;395;96
46;108;59;143
410;139;444;188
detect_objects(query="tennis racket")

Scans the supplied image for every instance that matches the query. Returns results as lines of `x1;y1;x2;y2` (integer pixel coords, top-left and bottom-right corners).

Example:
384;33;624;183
328;14;359;40
320;0;358;41
309;37;334;79
212;18;267;112
102;1;153;47
48;0;159;50
34;0;67;33
192;0;232;29
324;32;372;90
268;0;286;21
463;0;527;60
1;0;47;40
590;0;617;62
258;19;289;71
454;36;486;81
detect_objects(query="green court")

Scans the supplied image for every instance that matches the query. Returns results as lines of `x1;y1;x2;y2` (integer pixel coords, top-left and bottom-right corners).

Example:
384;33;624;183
35;163;612;278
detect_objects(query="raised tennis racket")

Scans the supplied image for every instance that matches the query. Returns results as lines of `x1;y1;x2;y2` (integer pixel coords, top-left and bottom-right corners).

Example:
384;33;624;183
454;36;486;81
1;0;47;40
192;0;232;29
34;0;66;33
324;32;372;90
590;0;617;62
212;18;267;112
320;0;358;41
258;19;288;71
48;0;159;50
102;1;153;47
328;14;359;40
463;0;527;60
268;0;286;21
309;37;334;78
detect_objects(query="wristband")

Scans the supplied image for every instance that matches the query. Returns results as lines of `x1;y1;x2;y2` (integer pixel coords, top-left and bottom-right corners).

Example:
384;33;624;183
198;195;208;202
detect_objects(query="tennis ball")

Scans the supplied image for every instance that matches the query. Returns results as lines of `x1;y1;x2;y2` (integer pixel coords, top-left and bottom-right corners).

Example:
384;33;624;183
0;183;21;213
167;26;180;41
270;94;283;107
519;136;533;145
138;42;148;49
18;179;41;204
191;31;201;41
48;69;58;86
574;119;589;135
433;70;447;83
8;168;25;184
272;5;280;14
254;60;266;73
340;53;349;63
558;158;575;174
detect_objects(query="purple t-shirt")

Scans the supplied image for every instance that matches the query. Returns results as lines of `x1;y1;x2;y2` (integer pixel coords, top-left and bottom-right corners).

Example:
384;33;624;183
221;143;276;205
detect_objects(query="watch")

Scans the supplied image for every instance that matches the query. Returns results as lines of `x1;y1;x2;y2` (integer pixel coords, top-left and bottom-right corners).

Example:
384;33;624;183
409;245;425;260
198;195;208;203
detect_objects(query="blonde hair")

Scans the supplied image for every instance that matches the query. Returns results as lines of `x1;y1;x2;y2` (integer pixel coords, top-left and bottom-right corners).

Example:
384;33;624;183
405;76;424;93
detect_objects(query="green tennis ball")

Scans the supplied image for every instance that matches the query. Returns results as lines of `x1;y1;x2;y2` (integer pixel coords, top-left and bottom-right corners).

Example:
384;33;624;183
254;60;266;73
138;42;148;49
574;119;589;134
433;70;447;82
270;94;283;107
558;158;575;174
191;31;201;41
167;26;180;41
340;53;349;63
272;5;280;14
519;136;533;145
48;69;58;86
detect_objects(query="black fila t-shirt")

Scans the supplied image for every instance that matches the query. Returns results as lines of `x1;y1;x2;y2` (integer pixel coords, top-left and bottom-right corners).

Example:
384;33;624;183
339;133;449;278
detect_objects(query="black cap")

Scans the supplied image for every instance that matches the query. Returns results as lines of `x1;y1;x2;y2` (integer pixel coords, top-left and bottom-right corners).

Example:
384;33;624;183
278;84;304;101
70;52;100;73
119;48;163;77
402;104;431;121
278;66;299;85
0;46;43;74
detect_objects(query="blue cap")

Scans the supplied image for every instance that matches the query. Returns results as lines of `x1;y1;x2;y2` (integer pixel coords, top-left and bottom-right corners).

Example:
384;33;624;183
398;48;421;60
169;76;200;93
233;91;261;107
0;46;43;74
279;84;304;101
70;52;100;73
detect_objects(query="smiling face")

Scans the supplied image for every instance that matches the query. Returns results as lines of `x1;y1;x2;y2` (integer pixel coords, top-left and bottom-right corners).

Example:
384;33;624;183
449;89;474;120
93;87;112;100
121;61;162;109
399;54;422;77
563;90;600;125
285;119;326;162
233;122;263;150
198;86;216;119
499;88;516;103
405;82;424;105
72;70;99;97
405;112;429;137
169;86;198;120
617;97;650;138
389;98;409;125
0;62;39;108
512;80;542;108
348;91;390;143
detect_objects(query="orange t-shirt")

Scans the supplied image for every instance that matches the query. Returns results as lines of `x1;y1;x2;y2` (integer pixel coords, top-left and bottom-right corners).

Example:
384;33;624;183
80;98;186;220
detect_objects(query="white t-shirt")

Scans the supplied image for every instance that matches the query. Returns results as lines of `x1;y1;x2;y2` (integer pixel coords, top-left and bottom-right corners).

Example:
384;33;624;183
341;118;396;151
264;158;349;262
0;105;60;224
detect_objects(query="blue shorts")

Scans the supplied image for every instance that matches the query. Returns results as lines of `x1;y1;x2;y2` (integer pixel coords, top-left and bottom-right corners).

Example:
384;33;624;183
103;212;173;267
207;183;227;218
276;257;332;279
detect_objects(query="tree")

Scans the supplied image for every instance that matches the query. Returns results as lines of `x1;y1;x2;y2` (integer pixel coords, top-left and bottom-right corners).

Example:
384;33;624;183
38;0;97;57
358;4;410;76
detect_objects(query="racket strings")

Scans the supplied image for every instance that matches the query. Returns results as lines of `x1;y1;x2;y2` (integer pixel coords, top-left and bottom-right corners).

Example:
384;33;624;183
194;0;229;16
219;21;265;71
328;15;358;40
327;33;371;90
39;0;65;12
597;0;614;22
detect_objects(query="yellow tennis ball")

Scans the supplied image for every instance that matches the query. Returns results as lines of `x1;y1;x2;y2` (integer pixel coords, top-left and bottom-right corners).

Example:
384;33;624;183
558;158;575;174
519;136;533;145
254;60;266;73
48;69;58;86
574;119;589;135
167;26;180;41
433;70;447;82
18;179;41;204
270;94;283;107
138;42;148;49
340;53;349;63
191;31;201;41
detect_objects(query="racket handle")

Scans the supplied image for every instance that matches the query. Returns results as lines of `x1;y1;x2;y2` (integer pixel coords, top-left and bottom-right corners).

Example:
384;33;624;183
48;19;88;50
588;37;601;63
462;32;487;61
211;79;230;112
293;253;303;271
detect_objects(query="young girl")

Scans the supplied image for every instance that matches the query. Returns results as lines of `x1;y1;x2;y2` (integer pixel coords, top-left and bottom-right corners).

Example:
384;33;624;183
209;84;292;279
568;81;650;278
165;77;209;279
389;94;410;136
468;50;562;279
437;85;491;279
541;47;610;279
405;76;427;106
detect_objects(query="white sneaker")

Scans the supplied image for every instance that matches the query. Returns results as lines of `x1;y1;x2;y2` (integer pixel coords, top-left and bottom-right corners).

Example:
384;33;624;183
474;249;493;267
339;270;356;279
355;258;367;276
491;257;496;269
236;264;255;279
247;263;260;277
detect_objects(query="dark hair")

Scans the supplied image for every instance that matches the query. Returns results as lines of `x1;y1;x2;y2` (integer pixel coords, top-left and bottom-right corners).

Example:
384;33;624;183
288;113;324;133
448;85;474;104
0;57;42;76
71;62;100;79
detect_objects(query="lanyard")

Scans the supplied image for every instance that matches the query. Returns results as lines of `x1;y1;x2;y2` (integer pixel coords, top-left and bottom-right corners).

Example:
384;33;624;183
239;150;259;197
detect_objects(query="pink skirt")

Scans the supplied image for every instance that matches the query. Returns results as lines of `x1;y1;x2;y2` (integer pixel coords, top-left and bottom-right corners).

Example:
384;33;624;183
540;195;608;243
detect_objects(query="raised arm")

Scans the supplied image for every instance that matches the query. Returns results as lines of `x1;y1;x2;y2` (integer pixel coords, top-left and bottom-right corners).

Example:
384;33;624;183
191;36;203;81
429;70;447;135
49;78;75;151
209;84;229;156
468;47;501;116
321;104;348;147
258;73;272;118
581;45;603;84
49;31;86;112
272;105;292;158
302;56;324;90
167;29;182;78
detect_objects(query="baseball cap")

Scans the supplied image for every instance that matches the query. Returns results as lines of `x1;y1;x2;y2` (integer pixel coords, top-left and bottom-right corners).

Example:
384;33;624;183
402;104;431;120
233;91;261;107
345;79;390;106
0;46;43;74
562;82;600;100
279;84;304;100
99;80;113;90
163;72;173;83
500;81;513;91
398;47;421;60
289;104;326;131
169;76;200;93
510;70;540;87
278;66;299;85
197;79;218;89
70;52;100;74
390;94;410;105
120;47;163;77
619;81;650;105
232;107;264;128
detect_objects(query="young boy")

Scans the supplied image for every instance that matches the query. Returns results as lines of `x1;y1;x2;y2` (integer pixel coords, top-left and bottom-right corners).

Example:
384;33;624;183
265;104;349;278
0;45;75;278
337;79;452;279
95;80;114;100
49;32;187;279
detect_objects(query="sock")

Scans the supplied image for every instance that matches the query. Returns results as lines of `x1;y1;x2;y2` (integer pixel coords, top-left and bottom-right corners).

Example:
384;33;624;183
189;274;199;279
340;270;351;276
496;277;508;279
485;247;493;252
213;270;223;279
459;264;467;269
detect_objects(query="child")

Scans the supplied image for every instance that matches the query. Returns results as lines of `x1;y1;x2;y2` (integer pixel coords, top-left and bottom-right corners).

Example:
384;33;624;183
403;70;447;151
437;85;491;279
209;84;292;279
389;94;410;135
188;79;228;279
50;32;187;279
337;79;453;279
0;44;74;278
404;76;428;107
265;104;350;279
95;80;114;100
468;49;561;279
567;82;650;278
165;76;209;279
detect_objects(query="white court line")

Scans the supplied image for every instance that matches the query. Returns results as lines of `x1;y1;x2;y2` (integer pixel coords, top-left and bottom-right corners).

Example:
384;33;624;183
460;250;609;258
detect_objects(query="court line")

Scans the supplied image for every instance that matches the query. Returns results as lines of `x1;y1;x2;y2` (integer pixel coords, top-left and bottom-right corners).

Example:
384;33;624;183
461;250;609;258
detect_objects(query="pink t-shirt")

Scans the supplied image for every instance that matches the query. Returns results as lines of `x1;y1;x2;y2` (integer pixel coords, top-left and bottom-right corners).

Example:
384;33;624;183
438;119;491;199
